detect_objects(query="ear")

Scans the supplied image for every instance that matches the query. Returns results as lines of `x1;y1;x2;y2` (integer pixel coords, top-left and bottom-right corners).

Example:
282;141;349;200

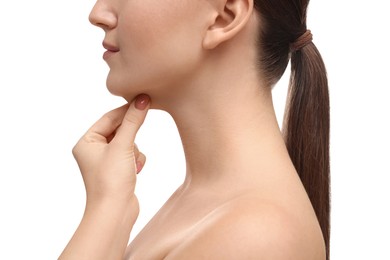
203;0;254;49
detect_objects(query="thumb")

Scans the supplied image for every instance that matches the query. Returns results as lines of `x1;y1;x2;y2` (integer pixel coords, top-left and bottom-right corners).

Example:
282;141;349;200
112;94;150;149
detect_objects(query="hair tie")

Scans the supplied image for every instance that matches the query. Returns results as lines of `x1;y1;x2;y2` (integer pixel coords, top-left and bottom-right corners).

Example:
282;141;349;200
291;30;313;52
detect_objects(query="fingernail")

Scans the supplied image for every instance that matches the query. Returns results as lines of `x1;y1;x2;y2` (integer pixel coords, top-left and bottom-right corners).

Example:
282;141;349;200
135;94;150;110
136;161;143;174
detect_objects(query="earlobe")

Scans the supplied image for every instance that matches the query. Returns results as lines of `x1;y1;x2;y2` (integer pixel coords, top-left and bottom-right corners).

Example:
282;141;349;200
203;0;253;49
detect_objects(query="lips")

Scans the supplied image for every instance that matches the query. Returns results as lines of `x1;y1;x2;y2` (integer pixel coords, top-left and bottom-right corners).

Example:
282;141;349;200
102;42;119;52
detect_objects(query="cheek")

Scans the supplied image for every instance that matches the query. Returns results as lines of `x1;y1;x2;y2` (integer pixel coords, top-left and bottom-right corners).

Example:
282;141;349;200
108;1;206;97
120;2;202;65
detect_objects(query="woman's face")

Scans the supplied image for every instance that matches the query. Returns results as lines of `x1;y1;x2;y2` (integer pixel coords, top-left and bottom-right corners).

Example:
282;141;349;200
89;0;212;100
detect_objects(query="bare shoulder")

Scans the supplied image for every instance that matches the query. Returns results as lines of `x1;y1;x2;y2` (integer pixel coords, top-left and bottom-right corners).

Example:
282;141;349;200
165;195;326;260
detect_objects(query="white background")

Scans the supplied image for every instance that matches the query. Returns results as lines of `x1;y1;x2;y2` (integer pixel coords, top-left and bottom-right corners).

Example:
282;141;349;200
0;0;389;259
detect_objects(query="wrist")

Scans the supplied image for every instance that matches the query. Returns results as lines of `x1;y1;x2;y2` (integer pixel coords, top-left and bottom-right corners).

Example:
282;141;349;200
60;195;139;259
85;194;140;224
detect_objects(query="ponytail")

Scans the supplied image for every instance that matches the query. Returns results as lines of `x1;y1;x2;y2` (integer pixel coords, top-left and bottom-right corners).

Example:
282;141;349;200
283;43;330;259
254;0;330;257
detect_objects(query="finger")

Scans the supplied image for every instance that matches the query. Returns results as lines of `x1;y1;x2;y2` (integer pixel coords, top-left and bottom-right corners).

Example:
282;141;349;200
86;104;129;139
112;94;150;148
136;152;146;174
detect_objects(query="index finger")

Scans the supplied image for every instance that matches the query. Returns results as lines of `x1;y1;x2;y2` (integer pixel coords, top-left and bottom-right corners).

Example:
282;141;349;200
111;94;150;149
86;104;129;139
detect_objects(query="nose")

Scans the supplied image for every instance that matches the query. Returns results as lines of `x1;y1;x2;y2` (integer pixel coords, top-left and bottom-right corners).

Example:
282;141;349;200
89;0;117;30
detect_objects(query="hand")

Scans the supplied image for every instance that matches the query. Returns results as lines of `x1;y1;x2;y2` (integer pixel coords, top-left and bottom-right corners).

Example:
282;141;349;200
59;95;150;259
72;94;150;204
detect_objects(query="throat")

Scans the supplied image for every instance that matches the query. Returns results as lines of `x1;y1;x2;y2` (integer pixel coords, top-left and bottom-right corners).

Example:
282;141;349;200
166;92;290;191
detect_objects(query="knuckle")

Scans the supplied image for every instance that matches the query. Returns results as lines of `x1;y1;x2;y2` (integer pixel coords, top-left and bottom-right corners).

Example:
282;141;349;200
123;112;141;127
72;138;86;158
103;112;120;126
84;133;105;143
72;144;80;158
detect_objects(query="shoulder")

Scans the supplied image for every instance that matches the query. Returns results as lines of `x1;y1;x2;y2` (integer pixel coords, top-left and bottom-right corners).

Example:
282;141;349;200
166;196;325;260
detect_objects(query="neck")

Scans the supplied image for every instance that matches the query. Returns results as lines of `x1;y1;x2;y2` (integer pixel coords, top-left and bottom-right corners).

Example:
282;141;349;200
137;25;297;194
156;65;295;194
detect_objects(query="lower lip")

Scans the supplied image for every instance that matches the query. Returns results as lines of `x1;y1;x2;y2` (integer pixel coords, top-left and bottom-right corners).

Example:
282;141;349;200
103;50;118;60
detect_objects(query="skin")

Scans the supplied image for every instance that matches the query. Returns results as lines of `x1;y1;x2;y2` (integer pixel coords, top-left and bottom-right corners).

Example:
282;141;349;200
60;0;326;259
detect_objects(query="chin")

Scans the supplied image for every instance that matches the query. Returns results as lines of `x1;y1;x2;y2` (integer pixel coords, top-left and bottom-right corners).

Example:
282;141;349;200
106;73;136;97
106;74;154;104
105;70;180;110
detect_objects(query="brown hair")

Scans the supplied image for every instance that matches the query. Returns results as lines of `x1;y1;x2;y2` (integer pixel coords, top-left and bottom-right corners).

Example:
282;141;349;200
254;0;330;259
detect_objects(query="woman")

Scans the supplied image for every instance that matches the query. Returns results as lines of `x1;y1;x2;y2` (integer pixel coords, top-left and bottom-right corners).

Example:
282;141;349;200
60;0;330;259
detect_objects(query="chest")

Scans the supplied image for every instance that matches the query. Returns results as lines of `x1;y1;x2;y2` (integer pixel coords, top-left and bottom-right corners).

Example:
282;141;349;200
124;193;228;259
125;222;191;260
